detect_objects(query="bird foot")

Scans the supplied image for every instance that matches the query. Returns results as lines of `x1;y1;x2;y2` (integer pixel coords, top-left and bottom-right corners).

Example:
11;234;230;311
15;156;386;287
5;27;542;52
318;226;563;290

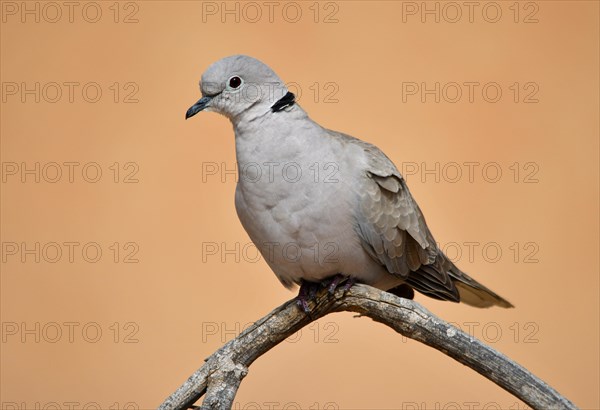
296;280;321;314
326;274;355;294
295;275;356;314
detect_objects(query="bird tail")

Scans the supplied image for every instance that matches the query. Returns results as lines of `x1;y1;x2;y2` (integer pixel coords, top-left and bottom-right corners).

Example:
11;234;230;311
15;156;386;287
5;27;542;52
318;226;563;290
449;267;514;308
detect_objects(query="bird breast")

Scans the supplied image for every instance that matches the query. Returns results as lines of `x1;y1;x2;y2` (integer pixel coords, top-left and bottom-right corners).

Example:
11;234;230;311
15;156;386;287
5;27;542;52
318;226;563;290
233;126;364;284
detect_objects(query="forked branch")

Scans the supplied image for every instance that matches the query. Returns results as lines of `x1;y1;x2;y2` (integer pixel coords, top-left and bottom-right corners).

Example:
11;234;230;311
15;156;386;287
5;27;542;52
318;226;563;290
159;284;577;410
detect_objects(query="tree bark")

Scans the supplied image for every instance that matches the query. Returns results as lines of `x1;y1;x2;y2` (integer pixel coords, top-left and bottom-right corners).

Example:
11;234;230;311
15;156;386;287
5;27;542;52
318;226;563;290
158;284;577;410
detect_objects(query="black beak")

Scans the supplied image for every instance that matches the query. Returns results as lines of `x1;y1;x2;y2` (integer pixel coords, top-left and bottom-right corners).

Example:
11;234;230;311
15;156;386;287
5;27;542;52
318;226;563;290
185;96;213;119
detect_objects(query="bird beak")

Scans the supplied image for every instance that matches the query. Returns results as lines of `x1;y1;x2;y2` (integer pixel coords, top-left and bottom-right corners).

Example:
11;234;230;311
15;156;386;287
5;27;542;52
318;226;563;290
185;96;213;119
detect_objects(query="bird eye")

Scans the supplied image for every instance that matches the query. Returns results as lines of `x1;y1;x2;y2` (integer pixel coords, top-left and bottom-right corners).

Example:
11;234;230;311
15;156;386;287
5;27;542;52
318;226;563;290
228;76;242;89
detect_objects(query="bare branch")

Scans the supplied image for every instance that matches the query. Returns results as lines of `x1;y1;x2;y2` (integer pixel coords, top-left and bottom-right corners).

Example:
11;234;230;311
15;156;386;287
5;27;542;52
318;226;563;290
159;284;577;410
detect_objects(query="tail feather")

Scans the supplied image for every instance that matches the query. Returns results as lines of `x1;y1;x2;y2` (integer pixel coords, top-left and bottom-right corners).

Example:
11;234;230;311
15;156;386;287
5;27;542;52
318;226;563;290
449;267;514;308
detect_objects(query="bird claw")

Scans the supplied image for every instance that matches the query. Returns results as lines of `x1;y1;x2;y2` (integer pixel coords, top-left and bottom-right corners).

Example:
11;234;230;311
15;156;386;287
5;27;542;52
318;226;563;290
327;274;345;294
341;276;356;293
296;280;321;314
295;298;311;314
296;275;356;314
326;274;355;294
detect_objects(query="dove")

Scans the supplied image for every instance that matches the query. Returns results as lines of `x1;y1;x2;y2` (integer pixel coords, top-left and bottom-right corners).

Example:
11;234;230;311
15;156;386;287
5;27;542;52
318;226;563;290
186;55;513;310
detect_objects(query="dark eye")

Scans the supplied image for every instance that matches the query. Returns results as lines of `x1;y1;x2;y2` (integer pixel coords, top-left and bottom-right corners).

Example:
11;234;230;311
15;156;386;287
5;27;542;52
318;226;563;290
228;76;242;89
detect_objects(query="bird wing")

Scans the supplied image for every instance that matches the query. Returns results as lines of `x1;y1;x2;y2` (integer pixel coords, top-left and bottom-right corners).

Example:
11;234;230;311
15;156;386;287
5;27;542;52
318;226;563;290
351;139;513;307
350;138;462;302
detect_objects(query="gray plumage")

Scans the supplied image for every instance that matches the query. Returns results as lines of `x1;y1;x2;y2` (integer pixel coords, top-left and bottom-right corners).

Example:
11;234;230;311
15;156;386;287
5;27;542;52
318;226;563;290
186;55;512;308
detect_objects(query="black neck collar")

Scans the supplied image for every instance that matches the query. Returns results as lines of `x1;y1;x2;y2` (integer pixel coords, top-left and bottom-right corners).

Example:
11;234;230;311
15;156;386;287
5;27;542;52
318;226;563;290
271;92;296;112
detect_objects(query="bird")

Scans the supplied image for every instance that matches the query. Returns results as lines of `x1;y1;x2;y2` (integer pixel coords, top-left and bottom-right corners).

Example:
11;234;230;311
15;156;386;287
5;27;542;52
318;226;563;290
186;55;513;310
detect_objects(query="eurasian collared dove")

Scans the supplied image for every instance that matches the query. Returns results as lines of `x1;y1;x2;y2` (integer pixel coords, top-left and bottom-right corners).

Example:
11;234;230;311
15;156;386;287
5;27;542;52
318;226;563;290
186;55;512;309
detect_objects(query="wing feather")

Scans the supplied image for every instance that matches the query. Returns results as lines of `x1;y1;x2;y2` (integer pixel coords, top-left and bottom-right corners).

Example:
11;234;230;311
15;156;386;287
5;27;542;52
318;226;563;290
331;130;512;308
354;143;460;302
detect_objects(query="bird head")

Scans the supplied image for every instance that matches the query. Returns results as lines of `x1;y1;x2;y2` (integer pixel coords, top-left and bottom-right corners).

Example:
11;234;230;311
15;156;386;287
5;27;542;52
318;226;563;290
186;55;290;121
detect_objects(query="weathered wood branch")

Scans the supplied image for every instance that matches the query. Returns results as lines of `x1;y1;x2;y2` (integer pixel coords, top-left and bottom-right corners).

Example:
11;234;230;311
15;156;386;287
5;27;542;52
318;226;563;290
159;284;577;410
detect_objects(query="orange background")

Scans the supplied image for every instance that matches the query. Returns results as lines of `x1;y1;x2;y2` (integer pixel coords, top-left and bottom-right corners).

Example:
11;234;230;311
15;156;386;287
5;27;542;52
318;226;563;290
1;1;598;409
